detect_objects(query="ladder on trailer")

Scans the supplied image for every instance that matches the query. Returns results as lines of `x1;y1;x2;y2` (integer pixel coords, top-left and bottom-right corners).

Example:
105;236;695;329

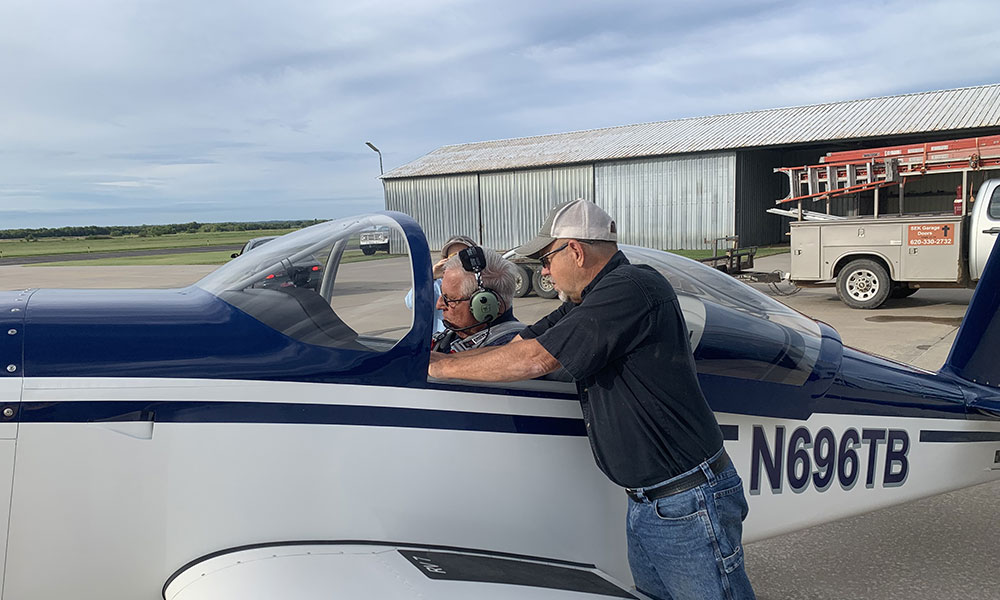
775;134;1000;218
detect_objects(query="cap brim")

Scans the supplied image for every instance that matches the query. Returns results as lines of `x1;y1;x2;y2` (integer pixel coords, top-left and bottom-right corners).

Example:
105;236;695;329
513;235;555;259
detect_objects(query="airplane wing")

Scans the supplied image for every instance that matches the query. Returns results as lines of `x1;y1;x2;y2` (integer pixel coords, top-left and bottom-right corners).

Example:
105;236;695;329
163;543;641;600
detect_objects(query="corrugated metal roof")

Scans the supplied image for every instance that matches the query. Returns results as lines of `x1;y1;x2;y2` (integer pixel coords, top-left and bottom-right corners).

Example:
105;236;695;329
384;84;1000;179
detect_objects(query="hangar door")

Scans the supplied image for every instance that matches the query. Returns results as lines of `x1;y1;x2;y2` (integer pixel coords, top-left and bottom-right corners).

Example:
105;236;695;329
596;153;736;251
479;165;594;251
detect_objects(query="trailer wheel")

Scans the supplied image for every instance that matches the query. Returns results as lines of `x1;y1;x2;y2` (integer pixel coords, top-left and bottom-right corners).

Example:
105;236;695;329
837;259;891;309
889;285;918;299
531;268;559;299
513;265;532;298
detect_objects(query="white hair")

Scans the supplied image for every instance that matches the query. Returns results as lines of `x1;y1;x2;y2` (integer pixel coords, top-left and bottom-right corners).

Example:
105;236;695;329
444;248;518;309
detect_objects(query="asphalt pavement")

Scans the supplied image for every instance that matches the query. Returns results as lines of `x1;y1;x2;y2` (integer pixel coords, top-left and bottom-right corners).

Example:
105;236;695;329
0;256;996;599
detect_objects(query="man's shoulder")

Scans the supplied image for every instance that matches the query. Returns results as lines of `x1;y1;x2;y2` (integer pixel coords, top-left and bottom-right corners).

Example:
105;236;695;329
599;262;675;303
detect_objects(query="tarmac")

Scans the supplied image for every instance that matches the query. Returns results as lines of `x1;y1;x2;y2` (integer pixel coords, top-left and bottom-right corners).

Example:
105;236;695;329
0;255;995;599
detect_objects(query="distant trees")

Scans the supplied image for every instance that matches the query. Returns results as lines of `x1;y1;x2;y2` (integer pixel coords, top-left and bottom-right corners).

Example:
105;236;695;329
0;219;327;240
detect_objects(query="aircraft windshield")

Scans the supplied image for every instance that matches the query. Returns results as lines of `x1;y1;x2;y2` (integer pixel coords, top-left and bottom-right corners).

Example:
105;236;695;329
196;214;415;351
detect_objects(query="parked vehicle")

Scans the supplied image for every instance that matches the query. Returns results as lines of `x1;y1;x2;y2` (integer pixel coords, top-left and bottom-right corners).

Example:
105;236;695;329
231;236;323;290
359;227;390;255
231;236;276;258
773;135;1000;308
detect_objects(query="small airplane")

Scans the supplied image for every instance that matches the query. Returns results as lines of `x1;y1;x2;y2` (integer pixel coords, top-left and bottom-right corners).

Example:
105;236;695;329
0;211;997;599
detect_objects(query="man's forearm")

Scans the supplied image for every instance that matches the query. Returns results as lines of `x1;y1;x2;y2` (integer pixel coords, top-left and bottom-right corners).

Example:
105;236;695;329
429;339;561;382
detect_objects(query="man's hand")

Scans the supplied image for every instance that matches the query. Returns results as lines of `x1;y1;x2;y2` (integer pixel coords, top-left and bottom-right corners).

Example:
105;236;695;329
427;351;449;378
432;257;449;280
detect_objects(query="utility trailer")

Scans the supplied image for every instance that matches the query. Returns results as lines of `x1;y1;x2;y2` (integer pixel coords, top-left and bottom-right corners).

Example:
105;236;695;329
771;135;1000;308
698;236;757;274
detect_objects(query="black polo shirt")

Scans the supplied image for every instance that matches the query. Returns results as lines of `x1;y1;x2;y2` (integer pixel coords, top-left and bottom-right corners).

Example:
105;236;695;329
520;251;723;488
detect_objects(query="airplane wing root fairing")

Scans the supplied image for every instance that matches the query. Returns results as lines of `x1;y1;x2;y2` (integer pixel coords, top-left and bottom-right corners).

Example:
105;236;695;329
163;543;640;600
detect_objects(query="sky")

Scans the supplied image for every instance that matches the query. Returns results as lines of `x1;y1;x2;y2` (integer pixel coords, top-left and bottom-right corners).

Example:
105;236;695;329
2;0;999;229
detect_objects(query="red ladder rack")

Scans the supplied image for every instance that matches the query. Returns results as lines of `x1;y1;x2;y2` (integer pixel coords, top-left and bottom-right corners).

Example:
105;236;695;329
775;134;1000;205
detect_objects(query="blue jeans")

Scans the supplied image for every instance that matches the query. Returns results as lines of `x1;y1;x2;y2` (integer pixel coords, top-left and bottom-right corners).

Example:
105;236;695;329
626;458;756;600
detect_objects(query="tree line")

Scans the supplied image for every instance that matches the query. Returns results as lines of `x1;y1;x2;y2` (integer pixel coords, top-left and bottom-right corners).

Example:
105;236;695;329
0;220;328;241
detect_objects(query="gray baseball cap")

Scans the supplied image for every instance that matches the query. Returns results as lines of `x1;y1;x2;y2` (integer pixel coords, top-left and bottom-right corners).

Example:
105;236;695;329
514;199;617;258
440;235;476;259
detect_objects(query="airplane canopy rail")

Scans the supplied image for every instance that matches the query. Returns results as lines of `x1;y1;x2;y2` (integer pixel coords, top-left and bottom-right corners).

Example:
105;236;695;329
775;134;1000;208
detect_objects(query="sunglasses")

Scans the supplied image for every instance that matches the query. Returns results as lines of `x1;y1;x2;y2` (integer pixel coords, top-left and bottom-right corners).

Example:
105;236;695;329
538;243;569;269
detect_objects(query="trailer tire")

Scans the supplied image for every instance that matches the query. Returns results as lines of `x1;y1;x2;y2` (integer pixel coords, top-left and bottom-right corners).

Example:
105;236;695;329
531;268;559;299
513;265;532;298
837;259;891;309
889;285;918;299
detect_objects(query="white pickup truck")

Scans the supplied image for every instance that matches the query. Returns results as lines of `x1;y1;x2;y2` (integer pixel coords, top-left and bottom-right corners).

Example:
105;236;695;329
789;178;1000;308
359;227;390;255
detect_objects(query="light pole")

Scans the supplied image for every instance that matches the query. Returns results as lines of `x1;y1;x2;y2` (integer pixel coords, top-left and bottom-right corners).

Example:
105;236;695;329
365;141;383;175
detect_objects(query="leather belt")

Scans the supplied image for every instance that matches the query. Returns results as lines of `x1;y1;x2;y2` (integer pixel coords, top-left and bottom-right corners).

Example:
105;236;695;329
625;451;731;503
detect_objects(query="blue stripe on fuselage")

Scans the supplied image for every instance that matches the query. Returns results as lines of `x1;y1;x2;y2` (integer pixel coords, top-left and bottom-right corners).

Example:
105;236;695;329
919;430;1000;442
20;400;588;436
18;399;751;441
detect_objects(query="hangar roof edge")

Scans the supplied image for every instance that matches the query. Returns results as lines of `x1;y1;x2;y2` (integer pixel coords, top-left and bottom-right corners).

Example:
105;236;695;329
383;83;1000;179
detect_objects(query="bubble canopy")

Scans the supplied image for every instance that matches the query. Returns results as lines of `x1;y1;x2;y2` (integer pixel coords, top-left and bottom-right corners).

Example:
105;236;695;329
194;215;824;386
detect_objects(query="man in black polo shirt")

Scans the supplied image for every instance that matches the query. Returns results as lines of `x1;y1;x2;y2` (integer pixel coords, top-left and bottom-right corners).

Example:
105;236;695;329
428;199;755;600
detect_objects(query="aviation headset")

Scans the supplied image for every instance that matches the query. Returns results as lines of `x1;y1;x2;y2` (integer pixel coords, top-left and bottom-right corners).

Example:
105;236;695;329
457;246;502;324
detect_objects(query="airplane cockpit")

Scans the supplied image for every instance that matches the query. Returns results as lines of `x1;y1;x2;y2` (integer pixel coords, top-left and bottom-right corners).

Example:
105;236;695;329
195;212;828;392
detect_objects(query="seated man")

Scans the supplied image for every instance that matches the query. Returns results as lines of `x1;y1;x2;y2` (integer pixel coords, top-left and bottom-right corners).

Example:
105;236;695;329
431;247;523;353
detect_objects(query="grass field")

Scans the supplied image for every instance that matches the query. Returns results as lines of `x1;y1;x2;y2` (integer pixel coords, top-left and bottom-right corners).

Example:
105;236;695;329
0;229;297;259
35;249;397;267
9;225;790;266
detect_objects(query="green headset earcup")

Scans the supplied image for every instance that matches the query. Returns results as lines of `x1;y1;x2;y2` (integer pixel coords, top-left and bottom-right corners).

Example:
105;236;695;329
469;289;500;323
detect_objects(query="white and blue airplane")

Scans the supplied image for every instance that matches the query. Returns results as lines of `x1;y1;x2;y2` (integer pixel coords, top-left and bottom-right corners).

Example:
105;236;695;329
0;211;997;599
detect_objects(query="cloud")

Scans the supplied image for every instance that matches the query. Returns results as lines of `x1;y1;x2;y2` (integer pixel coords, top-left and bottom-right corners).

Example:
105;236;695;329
1;0;999;228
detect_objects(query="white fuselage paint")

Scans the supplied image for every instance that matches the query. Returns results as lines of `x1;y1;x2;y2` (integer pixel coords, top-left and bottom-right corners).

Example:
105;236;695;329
2;377;999;599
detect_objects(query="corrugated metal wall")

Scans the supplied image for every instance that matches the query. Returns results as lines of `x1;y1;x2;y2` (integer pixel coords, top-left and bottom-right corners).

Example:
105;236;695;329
735;151;788;246
384;174;479;252
595;153;736;250
480;165;593;250
384;144;986;253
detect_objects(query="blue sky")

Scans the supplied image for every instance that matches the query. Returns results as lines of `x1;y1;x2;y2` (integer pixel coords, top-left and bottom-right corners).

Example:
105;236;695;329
1;0;999;228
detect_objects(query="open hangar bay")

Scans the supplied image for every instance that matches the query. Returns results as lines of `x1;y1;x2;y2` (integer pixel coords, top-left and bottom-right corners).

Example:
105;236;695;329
0;258;995;599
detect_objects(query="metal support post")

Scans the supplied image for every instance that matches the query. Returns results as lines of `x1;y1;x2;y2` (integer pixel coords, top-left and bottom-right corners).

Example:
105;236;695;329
962;171;969;216
898;179;905;215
